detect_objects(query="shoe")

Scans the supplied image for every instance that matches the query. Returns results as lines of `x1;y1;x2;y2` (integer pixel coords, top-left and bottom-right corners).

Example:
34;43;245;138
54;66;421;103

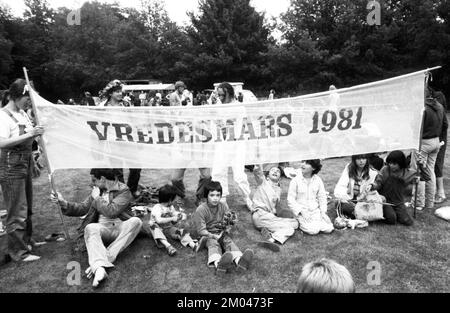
166;245;177;256
194;236;208;253
257;240;280;252
216;252;234;273
22;254;40;262
260;227;272;241
237;249;254;271
92;267;107;288
0;210;7;218
416;206;424;211
45;233;65;242
434;196;447;204
31;239;47;247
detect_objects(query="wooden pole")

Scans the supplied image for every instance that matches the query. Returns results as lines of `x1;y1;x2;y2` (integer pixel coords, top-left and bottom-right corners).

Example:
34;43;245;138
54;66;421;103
413;73;429;218
23;67;71;239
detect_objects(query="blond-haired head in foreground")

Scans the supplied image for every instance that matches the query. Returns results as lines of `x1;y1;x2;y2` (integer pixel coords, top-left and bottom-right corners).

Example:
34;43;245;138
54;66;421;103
296;258;355;293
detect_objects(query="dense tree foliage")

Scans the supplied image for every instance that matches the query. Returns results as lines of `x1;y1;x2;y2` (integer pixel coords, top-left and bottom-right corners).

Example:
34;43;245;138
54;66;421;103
0;0;448;103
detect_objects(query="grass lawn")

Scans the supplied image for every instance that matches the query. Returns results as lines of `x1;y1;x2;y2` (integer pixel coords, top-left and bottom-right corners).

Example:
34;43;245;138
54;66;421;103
1;137;450;293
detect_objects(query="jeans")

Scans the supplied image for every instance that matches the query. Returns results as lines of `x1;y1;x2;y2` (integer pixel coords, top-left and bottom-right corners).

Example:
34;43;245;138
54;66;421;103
252;209;298;244
1;176;33;261
383;204;413;226
206;233;242;265
84;217;142;272
411;137;440;208
127;169;142;193
171;168;211;200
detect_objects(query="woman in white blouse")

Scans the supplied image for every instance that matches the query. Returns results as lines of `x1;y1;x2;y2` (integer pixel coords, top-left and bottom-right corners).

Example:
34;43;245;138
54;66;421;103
333;154;378;218
287;159;333;235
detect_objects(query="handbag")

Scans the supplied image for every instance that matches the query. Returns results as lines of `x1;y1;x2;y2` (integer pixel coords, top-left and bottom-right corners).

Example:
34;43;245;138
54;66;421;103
354;191;384;221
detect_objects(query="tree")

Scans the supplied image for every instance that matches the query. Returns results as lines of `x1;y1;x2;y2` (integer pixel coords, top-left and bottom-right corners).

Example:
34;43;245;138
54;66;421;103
0;5;13;88
183;0;271;90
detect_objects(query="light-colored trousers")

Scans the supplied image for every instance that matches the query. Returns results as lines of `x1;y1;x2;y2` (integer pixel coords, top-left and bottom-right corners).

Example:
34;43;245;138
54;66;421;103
211;142;250;199
84;217;142;273
411;137;440;208
297;212;334;235
252;209;298;244
149;224;195;247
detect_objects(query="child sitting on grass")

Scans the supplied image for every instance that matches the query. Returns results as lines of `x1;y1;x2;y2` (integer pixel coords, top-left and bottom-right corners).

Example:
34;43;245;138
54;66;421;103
296;258;355;293
192;181;254;273
149;184;205;256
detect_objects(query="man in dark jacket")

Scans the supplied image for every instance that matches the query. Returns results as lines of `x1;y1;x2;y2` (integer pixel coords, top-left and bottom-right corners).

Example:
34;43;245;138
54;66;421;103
51;168;142;288
412;88;447;210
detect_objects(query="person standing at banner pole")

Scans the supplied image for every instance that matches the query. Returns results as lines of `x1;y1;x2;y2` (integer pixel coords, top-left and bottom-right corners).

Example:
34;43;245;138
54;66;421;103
99;80;142;197
211;82;253;209
0;79;45;262
432;89;448;203
411;87;446;210
169;81;211;205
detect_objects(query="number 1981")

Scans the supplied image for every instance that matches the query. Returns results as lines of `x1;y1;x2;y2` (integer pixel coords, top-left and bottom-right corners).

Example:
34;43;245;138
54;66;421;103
309;107;363;133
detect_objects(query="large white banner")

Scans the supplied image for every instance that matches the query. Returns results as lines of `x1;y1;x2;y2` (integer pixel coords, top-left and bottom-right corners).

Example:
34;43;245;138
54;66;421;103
32;71;425;170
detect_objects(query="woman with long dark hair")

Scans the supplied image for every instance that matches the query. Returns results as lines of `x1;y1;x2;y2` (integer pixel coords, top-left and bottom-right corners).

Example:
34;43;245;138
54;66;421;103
334;154;378;218
0;79;44;262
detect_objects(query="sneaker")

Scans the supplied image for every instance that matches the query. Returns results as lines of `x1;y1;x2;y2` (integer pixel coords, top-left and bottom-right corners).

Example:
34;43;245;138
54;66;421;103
416;206;424;211
434;196;447;204
22;254;41;262
260;227;272;241
237;249;254;271
92;267;107;288
194;236;208;253
216;252;234;273
257;240;280;252
0;210;7;218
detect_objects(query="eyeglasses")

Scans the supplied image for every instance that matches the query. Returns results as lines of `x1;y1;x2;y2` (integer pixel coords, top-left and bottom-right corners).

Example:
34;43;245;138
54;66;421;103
217;93;226;98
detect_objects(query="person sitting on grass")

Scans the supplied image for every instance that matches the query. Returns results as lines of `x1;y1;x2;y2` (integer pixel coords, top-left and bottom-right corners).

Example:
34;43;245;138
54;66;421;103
288;159;334;235
147;184;206;256
51;168;143;288
250;164;299;252
333;154;378;219
192;181;254;273
366;150;419;226
296;258;355;293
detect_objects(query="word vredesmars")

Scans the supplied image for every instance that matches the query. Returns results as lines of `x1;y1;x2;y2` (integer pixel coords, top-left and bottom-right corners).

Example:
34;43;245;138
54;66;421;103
87;114;293;145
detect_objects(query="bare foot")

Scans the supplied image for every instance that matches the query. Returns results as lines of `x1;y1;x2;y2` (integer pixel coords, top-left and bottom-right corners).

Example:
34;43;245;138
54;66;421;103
92;267;107;288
